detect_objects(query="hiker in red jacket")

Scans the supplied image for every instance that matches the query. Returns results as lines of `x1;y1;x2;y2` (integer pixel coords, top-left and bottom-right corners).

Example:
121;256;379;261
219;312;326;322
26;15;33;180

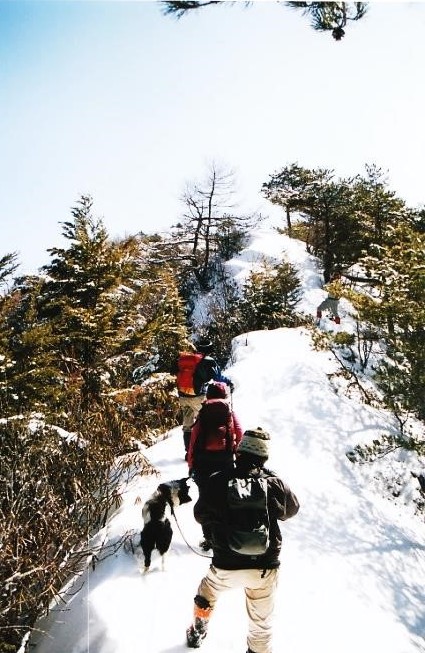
176;339;234;457
187;381;243;550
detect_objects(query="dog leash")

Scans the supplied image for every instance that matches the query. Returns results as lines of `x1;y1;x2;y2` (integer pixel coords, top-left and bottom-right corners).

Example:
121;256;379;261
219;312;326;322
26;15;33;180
170;505;213;559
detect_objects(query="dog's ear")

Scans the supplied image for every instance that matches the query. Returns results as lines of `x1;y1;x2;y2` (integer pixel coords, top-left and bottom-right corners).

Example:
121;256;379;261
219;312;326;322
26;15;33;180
157;483;172;502
158;478;192;507
177;478;192;505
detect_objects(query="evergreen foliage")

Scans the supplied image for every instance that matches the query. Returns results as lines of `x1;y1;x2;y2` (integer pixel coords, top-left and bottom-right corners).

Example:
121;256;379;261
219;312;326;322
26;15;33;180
190;263;242;366
0;253;19;289
262;163;408;281
215;215;251;261
351;164;406;244
194;258;302;360
39;196;131;404
0;196;189;651
262;162;319;233
0;276;61;414
286;1;367;40
237;260;302;331
354;224;425;420
161;1;368;40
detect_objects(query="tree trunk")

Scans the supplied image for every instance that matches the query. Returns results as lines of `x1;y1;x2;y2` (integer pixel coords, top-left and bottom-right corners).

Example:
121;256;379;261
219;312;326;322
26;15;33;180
286;205;292;234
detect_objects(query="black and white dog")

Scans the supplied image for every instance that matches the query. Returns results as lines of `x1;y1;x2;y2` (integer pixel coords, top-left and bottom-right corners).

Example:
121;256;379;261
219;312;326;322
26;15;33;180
140;477;192;572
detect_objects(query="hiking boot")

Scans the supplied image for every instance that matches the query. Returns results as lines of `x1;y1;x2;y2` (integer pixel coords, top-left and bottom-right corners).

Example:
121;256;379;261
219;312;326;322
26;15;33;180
187;595;211;647
186;621;207;648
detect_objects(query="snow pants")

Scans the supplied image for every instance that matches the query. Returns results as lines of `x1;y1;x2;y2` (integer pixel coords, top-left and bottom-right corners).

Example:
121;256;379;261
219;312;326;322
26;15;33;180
179;394;205;452
196;565;279;653
179;394;205;432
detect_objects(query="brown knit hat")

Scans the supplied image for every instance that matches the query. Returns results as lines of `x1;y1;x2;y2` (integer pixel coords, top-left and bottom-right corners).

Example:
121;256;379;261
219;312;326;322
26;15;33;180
237;427;270;459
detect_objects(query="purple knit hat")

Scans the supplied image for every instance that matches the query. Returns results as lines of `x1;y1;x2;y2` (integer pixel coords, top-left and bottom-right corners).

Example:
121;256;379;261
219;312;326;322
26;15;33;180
206;381;227;399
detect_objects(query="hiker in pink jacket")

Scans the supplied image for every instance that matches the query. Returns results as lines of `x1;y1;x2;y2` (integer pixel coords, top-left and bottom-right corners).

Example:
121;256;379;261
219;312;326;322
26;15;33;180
188;381;243;550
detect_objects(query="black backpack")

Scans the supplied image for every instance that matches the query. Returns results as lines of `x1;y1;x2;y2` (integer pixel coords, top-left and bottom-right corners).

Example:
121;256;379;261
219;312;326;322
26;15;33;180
193;356;221;395
226;475;270;556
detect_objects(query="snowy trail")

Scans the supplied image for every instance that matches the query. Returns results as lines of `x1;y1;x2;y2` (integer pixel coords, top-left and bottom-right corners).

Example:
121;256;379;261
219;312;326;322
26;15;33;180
31;229;425;653
32;328;425;653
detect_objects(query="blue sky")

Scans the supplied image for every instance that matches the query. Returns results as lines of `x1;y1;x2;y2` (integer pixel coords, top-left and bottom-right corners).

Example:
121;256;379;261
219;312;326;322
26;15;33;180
1;1;425;274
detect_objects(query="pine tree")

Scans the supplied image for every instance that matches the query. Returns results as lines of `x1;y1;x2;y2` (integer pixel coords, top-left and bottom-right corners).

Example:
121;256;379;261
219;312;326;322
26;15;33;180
0;276;61;413
161;1;368;40
262;162;319;234
262;163;408;282
0;252;19;288
238;260;302;331
355;224;425;419
351;164;407;245
40;196;133;403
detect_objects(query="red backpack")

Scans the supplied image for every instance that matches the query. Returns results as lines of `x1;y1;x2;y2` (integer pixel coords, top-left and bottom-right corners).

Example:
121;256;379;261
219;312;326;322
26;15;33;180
176;352;204;395
195;399;233;453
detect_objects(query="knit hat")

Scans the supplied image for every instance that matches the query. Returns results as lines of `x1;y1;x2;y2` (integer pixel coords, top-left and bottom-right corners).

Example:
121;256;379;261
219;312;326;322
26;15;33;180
206;381;227;399
197;338;213;354
237;427;270;459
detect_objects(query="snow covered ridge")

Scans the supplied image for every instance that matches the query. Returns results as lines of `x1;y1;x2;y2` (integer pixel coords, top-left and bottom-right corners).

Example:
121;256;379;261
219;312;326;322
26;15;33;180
30;324;425;653
214;227;425;520
24;226;425;652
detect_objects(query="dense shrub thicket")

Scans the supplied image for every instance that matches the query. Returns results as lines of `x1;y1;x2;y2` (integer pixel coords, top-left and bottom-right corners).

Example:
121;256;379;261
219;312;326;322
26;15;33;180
0;414;154;652
0;198;188;651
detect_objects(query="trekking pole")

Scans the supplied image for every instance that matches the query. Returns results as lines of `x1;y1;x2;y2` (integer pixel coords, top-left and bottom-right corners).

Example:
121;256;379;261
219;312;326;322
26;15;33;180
229;386;234;412
170;505;213;559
